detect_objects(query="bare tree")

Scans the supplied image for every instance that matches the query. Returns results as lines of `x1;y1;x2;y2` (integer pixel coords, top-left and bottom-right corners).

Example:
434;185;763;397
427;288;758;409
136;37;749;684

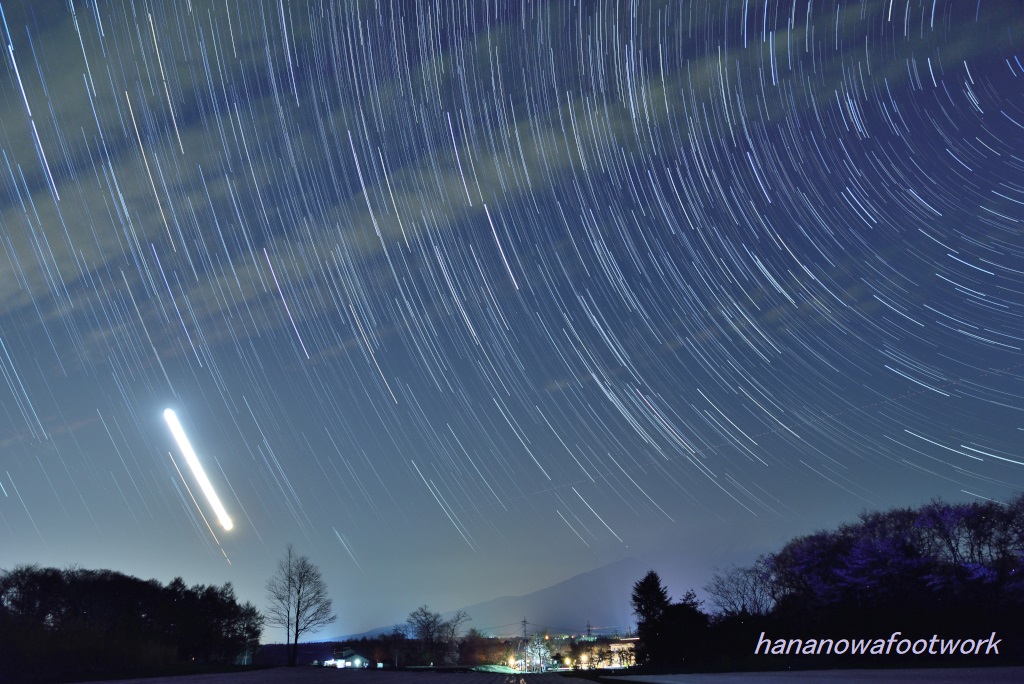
704;556;776;617
265;544;336;666
405;605;471;664
406;604;443;645
439;609;471;664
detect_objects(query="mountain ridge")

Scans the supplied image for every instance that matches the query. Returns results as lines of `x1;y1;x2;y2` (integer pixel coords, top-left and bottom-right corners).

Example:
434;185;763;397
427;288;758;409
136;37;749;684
327;555;651;641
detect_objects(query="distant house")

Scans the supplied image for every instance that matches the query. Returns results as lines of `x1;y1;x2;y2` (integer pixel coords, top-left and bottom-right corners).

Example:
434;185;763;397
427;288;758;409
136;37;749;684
608;637;637;668
573;636;636;669
328;647;373;668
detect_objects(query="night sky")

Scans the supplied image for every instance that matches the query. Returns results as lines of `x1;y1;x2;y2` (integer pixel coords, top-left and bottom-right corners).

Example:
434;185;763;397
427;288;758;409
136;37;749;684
1;0;1022;641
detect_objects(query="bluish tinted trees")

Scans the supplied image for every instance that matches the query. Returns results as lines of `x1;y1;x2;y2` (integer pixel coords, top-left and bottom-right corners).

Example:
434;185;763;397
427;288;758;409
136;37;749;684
699;493;1024;666
760;495;1024;622
629;494;1024;671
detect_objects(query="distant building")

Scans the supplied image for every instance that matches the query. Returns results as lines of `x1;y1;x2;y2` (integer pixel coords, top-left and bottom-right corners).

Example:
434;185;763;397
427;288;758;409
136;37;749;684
607;637;637;668
572;636;636;669
328;647;373;668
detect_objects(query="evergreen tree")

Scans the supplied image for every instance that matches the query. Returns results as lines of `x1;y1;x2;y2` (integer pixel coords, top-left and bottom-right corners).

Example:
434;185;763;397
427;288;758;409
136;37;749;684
630;570;670;665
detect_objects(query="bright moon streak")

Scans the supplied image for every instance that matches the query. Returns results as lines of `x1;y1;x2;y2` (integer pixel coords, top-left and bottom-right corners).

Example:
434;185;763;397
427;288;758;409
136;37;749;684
163;409;234;531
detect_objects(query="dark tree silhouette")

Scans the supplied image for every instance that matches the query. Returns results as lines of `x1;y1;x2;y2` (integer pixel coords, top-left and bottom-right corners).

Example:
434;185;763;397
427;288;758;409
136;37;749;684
405;604;471;664
0;565;263;683
631;570;670;624
630;570;671;665
661;589;710;666
705;557;775;616
438;609;471;664
265;544;336;666
382;624;408;667
406;604;444;646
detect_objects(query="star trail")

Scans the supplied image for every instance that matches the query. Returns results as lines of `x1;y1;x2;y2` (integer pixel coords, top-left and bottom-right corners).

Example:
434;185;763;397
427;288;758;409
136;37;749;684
0;0;1022;637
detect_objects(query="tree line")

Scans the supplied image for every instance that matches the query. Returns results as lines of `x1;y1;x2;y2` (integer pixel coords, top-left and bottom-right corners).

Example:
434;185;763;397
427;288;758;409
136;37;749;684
631;493;1024;670
0;565;263;683
318;605;480;668
9;494;1020;680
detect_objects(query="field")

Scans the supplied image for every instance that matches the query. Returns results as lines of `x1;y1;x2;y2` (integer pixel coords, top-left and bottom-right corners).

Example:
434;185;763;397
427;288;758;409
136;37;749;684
74;669;566;684
73;665;1024;684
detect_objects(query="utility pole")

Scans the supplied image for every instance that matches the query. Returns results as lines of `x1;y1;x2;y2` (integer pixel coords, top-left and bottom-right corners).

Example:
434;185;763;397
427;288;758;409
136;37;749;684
521;618;529;672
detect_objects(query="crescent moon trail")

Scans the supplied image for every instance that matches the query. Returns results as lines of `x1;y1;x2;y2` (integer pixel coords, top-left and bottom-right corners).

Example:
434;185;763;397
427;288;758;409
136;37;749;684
163;408;234;532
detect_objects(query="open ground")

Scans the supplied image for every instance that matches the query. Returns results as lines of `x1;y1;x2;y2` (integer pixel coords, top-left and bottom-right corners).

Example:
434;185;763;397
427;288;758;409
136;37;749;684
74;665;1024;684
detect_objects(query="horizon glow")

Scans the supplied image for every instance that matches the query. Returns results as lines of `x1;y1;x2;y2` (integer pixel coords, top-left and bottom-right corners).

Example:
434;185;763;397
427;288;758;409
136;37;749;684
162;408;234;531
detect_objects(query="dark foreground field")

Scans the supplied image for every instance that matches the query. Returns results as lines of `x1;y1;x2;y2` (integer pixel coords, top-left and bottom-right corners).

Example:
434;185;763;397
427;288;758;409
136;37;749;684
617;666;1024;682
72;665;1024;684
74;670;567;684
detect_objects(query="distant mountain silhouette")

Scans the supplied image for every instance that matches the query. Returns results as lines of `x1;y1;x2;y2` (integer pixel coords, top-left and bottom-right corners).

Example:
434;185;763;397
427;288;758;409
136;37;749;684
328;556;651;641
